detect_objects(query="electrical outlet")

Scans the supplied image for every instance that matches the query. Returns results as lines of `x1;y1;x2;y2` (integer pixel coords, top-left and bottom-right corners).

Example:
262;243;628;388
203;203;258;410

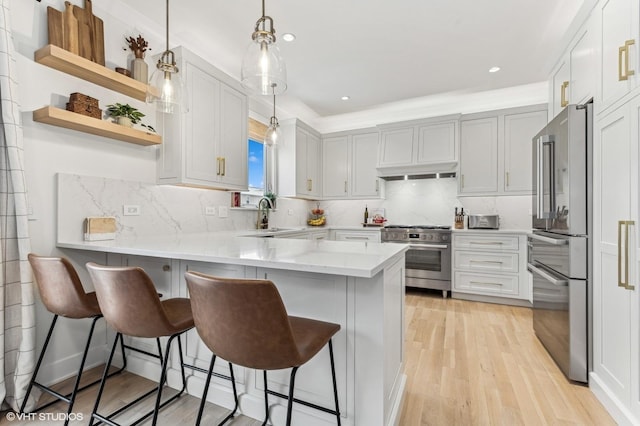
218;206;229;218
123;205;141;216
288;209;294;216
205;206;216;216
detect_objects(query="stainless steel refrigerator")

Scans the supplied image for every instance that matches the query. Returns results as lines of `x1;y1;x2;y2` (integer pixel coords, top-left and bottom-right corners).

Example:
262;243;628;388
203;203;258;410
528;102;592;383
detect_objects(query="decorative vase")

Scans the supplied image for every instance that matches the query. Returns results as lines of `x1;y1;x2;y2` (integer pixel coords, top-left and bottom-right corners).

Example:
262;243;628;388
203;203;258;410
116;116;133;127
131;57;148;83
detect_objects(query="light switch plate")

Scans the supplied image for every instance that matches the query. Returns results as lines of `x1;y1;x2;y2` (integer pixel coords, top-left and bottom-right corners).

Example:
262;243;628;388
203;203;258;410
218;206;229;218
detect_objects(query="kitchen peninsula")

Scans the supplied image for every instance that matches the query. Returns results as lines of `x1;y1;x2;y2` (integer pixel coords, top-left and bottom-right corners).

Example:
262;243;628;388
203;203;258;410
57;232;407;426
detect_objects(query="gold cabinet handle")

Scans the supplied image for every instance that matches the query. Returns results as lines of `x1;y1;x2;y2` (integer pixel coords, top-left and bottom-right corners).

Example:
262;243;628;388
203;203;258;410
307;179;312;192
618;220;635;290
505;171;510;187
221;157;226;176
344;181;348;193
375;180;379;192
619;39;636;81
216;157;221;176
461;174;465;189
560;81;569;107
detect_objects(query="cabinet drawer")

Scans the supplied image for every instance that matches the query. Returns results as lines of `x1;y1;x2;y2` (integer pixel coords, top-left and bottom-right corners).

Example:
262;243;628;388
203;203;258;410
453;234;519;251
453;271;519;296
334;231;380;242
454;250;519;273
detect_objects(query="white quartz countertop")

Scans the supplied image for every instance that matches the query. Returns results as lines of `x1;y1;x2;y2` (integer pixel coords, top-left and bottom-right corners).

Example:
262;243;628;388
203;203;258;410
58;232;407;278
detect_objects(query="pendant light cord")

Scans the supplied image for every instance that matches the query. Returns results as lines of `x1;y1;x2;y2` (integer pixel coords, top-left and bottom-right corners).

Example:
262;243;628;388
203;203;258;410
165;0;170;52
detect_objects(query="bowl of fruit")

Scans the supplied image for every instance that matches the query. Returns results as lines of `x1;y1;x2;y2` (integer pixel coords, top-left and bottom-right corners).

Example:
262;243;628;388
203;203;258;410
308;203;326;226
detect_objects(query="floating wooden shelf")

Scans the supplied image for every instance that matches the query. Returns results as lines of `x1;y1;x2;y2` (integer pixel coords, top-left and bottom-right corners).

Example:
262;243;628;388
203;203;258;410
33;106;162;146
34;44;158;101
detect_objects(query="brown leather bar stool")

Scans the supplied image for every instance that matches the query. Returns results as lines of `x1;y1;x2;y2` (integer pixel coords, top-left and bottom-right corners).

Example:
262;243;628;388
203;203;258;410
185;271;342;426
86;262;194;426
20;254;127;426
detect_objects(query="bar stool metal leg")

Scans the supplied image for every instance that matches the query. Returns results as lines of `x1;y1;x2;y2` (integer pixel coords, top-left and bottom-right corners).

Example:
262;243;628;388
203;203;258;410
20;315;127;426
195;354;217;426
285;367;299;426
217;362;238;425
328;339;341;425
90;332;123;426
262;370;269;426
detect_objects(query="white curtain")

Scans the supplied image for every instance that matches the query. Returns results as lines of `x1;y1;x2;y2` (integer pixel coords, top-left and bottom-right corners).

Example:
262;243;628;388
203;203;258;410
0;0;37;412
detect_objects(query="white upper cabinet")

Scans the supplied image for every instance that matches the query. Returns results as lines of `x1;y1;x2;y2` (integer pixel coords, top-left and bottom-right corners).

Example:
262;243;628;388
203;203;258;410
377;115;459;176
549;23;596;120
503;109;548;193
322;135;349;198
157;47;248;191
459;104;547;196
459;117;498;194
351;131;381;198
322;129;381;199
599;0;638;113
278;119;322;199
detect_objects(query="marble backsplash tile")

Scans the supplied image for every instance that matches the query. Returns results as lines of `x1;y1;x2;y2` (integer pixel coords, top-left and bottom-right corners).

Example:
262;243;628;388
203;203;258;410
57;173;310;242
57;173;531;243
315;178;532;230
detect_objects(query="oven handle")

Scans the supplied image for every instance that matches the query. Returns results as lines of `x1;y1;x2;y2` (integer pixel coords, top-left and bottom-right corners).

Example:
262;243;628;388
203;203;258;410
528;233;569;245
527;262;568;287
408;244;449;250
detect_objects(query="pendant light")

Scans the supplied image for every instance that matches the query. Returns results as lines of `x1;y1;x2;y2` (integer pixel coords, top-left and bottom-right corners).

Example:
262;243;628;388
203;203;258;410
264;83;280;146
241;0;287;95
147;0;185;113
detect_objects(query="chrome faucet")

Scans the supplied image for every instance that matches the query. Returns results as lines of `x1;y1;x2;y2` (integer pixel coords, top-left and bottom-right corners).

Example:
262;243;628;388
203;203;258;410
256;197;274;229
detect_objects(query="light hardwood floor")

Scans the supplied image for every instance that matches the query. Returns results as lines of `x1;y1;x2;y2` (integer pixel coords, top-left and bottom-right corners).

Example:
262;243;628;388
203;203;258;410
399;289;614;425
1;290;615;425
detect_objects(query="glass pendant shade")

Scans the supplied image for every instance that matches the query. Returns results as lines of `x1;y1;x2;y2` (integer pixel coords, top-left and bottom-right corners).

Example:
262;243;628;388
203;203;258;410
241;39;287;95
265;117;280;146
147;58;186;114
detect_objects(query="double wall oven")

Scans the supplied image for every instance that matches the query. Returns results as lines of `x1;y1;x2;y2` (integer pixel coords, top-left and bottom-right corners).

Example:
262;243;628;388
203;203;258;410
381;225;452;297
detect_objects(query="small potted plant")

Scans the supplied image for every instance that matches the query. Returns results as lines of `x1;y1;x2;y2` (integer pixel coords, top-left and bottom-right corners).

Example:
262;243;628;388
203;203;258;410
105;103;155;133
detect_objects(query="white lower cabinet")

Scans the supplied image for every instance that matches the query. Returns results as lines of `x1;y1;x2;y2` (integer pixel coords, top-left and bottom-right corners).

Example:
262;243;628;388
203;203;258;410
332;229;381;242
452;232;529;303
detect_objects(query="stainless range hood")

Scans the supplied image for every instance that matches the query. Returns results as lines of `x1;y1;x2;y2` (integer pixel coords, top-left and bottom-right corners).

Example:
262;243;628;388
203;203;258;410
377;161;458;180
380;171;456;181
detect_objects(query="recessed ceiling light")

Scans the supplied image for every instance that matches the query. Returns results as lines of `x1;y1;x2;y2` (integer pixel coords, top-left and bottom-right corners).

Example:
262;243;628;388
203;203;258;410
489;66;501;73
282;33;296;42
341;96;350;101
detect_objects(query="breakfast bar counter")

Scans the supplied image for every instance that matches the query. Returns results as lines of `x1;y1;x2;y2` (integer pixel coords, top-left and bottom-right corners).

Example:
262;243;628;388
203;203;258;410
58;232;407;426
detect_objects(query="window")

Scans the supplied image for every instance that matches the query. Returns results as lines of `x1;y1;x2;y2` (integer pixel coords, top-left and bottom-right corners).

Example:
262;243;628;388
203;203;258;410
248;139;265;192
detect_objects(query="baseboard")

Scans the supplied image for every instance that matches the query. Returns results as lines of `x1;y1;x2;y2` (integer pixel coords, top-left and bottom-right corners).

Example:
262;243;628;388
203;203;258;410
589;372;639;426
388;374;406;426
451;292;532;307
37;344;107;386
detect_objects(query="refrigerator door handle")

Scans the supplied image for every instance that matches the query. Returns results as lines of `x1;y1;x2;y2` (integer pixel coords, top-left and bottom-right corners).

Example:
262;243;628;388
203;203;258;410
527;262;568;287
537;135;556;220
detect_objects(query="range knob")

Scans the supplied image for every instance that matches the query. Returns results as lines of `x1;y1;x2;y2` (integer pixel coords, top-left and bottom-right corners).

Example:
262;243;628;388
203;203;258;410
426;234;433;241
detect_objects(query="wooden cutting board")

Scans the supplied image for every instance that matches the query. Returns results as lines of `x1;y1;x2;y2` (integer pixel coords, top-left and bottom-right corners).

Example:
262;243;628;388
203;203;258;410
72;0;105;65
47;6;64;48
63;2;79;55
86;0;105;66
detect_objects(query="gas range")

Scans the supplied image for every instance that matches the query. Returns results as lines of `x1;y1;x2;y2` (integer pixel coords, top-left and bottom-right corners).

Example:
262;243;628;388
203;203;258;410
380;224;452;297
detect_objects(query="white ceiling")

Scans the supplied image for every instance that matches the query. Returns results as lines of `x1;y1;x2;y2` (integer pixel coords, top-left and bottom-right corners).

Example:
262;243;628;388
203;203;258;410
123;0;586;119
